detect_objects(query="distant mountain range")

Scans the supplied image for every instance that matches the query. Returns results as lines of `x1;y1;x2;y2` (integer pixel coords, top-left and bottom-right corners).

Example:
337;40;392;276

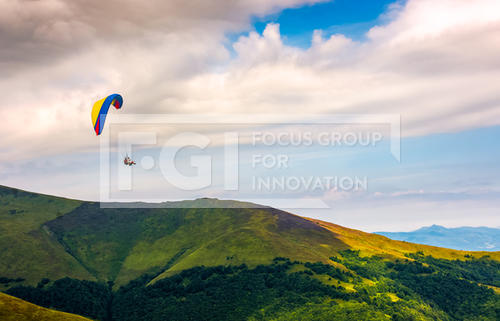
376;225;500;251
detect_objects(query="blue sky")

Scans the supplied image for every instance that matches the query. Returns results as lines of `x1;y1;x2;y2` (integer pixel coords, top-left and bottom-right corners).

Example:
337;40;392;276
227;0;400;48
253;0;400;45
1;0;500;231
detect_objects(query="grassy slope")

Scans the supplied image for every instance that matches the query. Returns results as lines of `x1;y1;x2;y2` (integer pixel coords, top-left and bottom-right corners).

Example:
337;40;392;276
44;203;349;285
0;292;92;321
1;185;499;288
0;187;95;286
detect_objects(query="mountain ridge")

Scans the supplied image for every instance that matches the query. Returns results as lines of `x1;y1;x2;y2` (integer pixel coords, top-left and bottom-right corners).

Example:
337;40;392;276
376;225;500;251
0;184;498;289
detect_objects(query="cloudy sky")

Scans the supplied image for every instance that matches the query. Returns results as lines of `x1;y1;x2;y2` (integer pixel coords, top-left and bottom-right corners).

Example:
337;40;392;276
1;0;500;231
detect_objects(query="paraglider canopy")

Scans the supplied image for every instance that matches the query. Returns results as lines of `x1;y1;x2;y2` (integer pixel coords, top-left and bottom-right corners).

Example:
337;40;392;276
91;94;123;135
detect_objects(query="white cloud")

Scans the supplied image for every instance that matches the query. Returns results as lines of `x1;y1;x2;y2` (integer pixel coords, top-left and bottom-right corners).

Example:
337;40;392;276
1;0;500;164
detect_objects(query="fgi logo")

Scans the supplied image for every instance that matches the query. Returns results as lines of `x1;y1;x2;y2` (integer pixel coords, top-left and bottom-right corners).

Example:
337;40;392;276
115;131;239;191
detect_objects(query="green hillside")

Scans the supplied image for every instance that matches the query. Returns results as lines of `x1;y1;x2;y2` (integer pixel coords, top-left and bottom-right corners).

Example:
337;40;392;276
0;186;93;285
0;292;92;321
7;255;500;321
1;184;498;289
1;185;499;320
45;202;349;286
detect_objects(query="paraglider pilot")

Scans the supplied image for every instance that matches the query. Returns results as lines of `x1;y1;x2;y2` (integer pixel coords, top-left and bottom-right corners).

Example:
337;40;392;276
124;156;136;166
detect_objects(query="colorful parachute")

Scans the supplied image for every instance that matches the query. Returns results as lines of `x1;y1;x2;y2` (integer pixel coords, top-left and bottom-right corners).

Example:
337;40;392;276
91;94;123;135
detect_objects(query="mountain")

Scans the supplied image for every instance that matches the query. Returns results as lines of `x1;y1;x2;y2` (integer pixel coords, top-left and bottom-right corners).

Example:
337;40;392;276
45;201;349;286
1;185;498;288
0;186;93;285
0;292;92;321
1;185;500;321
376;225;500;251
